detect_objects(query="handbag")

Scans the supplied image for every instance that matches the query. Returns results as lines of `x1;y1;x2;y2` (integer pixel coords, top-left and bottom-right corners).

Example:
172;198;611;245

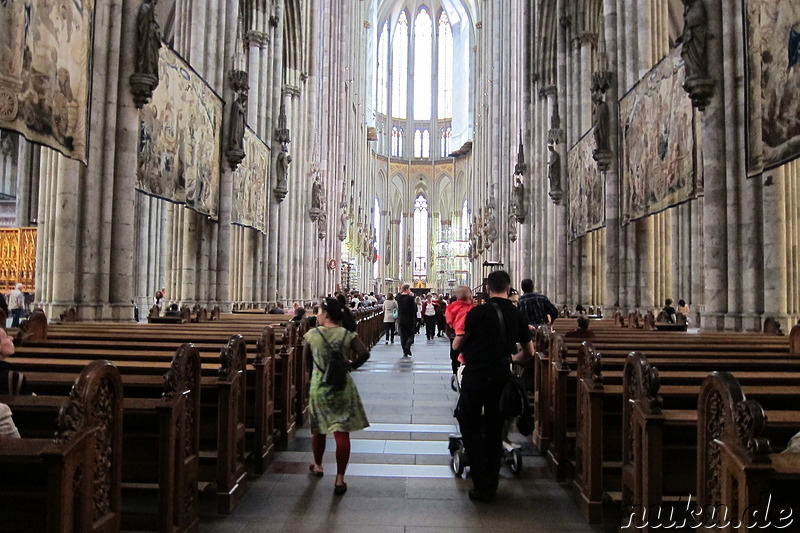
313;327;349;390
392;306;398;319
491;303;533;434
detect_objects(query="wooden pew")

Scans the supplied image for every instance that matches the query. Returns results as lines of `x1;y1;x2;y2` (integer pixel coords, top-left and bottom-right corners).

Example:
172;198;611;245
620;353;800;531
4;346;202;532
12;331;254;515
696;371;800;532
0;360;123;533
556;331;797;524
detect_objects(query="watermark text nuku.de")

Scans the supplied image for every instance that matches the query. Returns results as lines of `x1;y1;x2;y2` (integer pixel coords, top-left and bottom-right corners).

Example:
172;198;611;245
620;493;795;529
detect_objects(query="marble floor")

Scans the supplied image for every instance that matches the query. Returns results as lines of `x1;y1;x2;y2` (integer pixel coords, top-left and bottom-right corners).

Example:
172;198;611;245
201;331;620;532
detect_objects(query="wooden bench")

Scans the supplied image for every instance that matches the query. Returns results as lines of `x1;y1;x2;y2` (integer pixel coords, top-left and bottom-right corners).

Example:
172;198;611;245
0;360;123;533
11;331;257;515
3;346;201;533
696;371;800;532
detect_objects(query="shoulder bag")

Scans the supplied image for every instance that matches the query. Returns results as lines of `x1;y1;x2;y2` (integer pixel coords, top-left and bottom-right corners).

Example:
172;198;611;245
491;303;533;434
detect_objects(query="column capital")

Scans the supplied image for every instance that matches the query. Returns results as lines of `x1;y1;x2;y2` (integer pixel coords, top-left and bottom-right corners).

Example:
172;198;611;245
577;32;598;47
246;30;269;47
539;85;558;99
283;84;301;98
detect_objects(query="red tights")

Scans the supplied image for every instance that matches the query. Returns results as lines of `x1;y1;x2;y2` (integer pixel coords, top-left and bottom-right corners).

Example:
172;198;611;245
311;431;351;475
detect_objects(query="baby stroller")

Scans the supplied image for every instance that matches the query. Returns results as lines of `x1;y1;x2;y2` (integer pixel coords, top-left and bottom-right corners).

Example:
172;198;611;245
448;361;525;477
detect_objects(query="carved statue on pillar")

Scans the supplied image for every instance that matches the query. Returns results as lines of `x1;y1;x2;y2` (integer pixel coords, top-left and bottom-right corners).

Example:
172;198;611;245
547;144;563;204
226;70;248;170
337;182;347;242
130;0;162;108
484;191;498;246
513;177;527;223
680;0;714;110
317;210;327;240
273;102;291;202
508;207;518;242
591;71;613;172
309;176;322;221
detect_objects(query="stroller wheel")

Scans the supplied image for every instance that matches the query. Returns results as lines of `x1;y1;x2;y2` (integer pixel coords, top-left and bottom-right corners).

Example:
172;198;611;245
452;449;467;476
508;448;523;476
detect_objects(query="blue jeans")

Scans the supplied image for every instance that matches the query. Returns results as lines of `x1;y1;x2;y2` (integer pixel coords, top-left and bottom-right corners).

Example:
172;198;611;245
11;308;23;327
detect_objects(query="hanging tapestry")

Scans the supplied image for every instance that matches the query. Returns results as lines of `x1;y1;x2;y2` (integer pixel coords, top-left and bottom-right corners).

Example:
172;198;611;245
137;46;222;219
567;131;605;242
0;0;94;163
231;127;269;233
620;50;700;224
745;0;800;173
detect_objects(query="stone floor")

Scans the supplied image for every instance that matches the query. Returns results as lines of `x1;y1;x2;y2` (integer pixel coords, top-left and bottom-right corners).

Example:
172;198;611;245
201;331;620;532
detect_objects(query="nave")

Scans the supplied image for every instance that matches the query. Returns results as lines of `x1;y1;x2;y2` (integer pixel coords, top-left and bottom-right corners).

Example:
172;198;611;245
202;332;613;533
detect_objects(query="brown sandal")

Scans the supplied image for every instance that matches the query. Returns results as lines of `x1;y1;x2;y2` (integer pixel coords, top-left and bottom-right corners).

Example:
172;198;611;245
308;464;324;478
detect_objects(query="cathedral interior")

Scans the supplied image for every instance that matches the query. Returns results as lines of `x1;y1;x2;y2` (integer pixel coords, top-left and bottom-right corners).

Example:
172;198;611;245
2;1;800;532
0;0;799;327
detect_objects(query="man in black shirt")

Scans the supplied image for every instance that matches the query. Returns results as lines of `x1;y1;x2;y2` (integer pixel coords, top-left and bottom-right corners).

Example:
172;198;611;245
395;284;417;357
453;271;534;501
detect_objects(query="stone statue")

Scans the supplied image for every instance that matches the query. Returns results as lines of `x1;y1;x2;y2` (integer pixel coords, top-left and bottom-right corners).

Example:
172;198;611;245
136;0;161;81
274;146;291;202
228;90;247;153
508;208;518;242
513;177;527;223
311;177;322;209
337;211;347;242
317;210;327;240
547;144;561;192
680;0;708;81
592;87;610;154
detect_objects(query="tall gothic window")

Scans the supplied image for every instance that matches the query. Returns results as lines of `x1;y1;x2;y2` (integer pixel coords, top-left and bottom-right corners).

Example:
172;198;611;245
391;11;409;119
374;3;469;160
413;8;433;120
376;22;389;114
391;127;404;157
437;11;453;119
413;130;422;158
440;127;451;157
422;130;430;158
373;198;381;279
413;195;428;275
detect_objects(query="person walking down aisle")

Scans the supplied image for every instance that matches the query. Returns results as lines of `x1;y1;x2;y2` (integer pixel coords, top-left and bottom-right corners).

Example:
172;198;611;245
304;298;371;494
395;285;417;357
422;294;438;341
452;271;534;502
382;293;398;344
7;283;24;328
518;278;559;327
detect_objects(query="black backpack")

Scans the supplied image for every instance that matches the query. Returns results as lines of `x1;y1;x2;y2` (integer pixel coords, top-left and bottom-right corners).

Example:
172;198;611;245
314;328;349;390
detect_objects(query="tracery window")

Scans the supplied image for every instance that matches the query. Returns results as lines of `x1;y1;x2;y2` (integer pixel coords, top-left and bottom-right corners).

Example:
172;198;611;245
373;3;468;160
413;195;428;275
391;11;409;119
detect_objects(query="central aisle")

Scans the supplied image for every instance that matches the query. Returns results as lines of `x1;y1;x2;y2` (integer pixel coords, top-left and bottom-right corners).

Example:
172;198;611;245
203;331;615;532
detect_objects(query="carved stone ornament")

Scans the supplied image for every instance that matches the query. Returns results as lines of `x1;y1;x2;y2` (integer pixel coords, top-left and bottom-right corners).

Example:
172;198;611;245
226;70;249;170
680;0;714;110
318;210;328;240
508;208;517;242
591;71;613;172
273;102;291;202
513;177;527;223
309;176;322;221
130;0;162;109
547;144;563;204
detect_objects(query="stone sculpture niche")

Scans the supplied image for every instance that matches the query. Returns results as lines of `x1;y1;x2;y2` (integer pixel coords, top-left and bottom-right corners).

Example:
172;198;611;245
130;0;162;108
591;71;613;172
680;0;714;110
226;70;249;170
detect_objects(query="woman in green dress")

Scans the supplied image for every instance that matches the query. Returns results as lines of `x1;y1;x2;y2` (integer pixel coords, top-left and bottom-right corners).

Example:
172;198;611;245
304;297;370;494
